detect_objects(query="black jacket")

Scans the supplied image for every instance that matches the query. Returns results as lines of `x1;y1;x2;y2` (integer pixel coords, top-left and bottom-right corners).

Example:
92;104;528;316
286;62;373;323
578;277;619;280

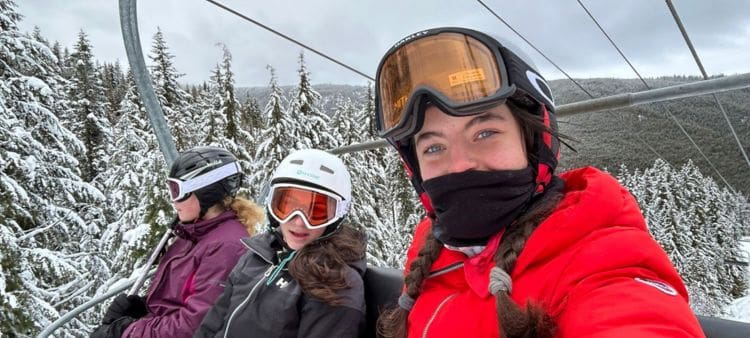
194;231;366;338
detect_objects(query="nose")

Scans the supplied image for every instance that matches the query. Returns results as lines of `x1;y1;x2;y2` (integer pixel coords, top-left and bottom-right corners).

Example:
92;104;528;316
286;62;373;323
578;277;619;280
288;214;307;227
446;143;478;174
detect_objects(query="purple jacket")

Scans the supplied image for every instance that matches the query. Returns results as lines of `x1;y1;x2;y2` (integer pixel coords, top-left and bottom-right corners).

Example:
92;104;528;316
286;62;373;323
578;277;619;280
123;210;252;338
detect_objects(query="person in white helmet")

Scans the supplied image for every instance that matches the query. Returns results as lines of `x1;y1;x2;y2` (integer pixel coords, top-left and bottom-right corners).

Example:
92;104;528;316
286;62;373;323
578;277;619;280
195;149;367;338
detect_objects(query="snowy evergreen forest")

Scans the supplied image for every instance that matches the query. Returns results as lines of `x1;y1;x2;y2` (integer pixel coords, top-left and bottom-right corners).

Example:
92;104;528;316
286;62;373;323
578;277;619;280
1;1;749;336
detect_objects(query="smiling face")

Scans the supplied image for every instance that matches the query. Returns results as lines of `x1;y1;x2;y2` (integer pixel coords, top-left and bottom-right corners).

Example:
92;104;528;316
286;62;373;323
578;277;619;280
414;103;528;181
279;215;327;250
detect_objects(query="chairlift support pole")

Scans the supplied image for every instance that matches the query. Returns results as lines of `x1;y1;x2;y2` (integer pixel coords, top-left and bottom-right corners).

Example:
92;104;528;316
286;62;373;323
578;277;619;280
36;270;156;338
120;0;178;163
331;72;750;154
119;0;178;298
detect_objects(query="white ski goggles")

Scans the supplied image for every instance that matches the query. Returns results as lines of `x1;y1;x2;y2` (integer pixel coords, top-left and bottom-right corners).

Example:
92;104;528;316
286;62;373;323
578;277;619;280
267;183;349;230
166;162;240;202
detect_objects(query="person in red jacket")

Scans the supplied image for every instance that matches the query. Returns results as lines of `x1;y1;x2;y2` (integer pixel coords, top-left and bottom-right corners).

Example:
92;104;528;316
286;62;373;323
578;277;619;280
373;27;705;337
90;146;263;338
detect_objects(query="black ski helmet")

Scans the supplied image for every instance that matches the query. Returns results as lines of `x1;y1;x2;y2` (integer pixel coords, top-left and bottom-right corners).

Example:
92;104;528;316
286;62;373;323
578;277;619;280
168;146;242;216
373;27;560;214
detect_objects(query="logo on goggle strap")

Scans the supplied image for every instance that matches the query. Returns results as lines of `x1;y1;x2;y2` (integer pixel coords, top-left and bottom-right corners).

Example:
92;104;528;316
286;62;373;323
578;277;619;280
296;169;320;180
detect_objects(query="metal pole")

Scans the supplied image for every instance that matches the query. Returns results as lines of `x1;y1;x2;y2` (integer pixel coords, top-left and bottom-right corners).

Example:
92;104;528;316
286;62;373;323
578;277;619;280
664;0;707;77
127;231;172;295
330;72;750;154
36;270;156;338
664;0;750;171
120;0;178;164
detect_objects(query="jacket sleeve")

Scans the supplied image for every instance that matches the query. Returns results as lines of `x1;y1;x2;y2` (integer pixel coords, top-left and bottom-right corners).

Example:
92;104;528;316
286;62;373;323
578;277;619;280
296;267;366;338
553;228;705;338
123;241;246;338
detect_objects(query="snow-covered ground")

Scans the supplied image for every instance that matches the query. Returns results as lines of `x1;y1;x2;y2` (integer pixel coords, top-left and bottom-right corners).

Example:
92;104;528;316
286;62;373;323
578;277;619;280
725;237;750;322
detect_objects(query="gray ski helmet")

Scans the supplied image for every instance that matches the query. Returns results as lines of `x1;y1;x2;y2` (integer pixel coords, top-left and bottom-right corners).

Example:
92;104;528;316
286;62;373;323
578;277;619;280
168;146;242;215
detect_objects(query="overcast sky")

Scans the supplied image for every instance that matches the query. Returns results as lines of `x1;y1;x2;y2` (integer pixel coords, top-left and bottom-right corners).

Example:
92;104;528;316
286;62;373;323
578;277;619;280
16;0;750;87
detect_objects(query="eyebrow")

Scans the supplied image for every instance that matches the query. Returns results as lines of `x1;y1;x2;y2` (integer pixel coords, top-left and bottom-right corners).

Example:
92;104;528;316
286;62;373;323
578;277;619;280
414;111;506;146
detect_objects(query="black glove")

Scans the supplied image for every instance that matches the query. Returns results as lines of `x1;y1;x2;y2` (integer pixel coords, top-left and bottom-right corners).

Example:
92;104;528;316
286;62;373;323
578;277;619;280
102;294;149;325
89;316;137;338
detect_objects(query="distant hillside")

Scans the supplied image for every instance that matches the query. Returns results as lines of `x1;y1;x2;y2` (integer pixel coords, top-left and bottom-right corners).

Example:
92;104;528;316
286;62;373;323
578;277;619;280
238;76;750;194
549;76;750;195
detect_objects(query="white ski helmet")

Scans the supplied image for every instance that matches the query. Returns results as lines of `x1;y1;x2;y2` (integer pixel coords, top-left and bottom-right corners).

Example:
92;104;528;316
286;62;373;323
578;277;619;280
266;149;352;233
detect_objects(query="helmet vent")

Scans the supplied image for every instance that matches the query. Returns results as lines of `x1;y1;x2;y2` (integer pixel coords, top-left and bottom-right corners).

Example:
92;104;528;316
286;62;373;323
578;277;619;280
319;165;334;174
290;159;304;165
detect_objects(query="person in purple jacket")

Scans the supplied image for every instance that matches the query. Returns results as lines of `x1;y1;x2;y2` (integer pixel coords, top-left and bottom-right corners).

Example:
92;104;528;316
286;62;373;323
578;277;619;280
90;146;264;338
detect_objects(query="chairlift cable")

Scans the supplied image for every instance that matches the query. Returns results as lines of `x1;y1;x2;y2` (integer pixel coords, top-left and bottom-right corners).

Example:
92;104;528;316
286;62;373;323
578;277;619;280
574;0;673;166
664;0;750;171
476;0;594;99
576;0;736;192
204;0;375;82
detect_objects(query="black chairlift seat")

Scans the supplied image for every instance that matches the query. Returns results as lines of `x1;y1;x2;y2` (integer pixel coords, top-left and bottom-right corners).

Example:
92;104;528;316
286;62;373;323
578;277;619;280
362;266;750;338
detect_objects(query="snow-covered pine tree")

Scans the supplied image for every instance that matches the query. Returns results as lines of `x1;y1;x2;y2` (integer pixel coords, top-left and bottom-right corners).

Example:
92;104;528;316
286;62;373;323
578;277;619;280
335;84;418;267
248;65;293;199
149;28;193;151
288;51;334;150
0;3;106;334
200;63;227;146
330;97;356;148
618;159;749;316
50;41;67;77
208;44;254;197
98;70;173;297
100;61;127;121
240;95;263;156
68;30;112;183
185;80;212;149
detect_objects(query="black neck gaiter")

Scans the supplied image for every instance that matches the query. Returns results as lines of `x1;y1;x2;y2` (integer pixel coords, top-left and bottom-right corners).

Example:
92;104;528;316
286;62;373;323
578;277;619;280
421;167;537;247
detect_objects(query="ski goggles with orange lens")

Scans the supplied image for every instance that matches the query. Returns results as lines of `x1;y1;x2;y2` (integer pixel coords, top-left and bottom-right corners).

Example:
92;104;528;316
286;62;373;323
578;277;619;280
267;183;349;229
166;162;240;202
375;27;518;141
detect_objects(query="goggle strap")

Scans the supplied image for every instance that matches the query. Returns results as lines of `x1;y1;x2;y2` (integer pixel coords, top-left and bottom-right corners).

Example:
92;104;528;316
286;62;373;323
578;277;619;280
179;162;240;195
336;199;350;217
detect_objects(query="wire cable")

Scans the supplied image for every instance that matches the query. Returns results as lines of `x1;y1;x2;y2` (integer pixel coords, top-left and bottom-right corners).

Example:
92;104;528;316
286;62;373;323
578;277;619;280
204;0;374;81
665;0;750;171
476;0;666;163
573;0;671;164
576;0;735;191
476;0;594;98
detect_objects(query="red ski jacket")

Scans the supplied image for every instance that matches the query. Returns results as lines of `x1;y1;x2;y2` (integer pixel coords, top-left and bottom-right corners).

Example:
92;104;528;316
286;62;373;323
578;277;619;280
404;167;705;338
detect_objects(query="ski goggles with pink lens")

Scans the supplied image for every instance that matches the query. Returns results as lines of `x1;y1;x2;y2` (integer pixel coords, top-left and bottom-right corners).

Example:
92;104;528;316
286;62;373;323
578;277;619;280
166;162;240;202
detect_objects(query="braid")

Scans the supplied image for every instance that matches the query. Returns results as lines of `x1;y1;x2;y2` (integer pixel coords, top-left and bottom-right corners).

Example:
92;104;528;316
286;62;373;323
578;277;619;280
377;232;442;338
492;177;565;338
